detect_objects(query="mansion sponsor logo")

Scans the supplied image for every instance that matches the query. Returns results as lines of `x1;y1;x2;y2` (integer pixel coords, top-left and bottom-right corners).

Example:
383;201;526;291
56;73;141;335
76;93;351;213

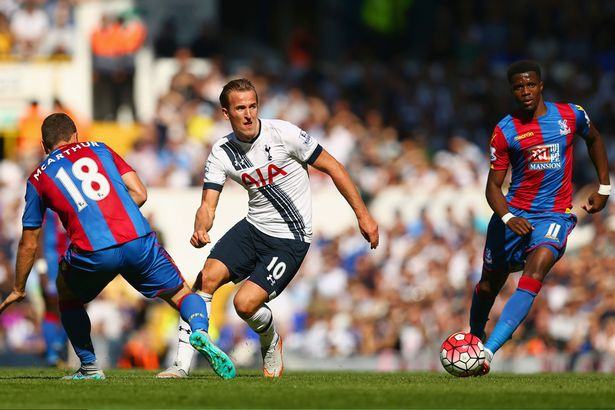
526;144;561;170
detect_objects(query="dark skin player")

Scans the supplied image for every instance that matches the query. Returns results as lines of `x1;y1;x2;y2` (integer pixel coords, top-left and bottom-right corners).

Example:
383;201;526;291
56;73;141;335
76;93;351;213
480;70;610;296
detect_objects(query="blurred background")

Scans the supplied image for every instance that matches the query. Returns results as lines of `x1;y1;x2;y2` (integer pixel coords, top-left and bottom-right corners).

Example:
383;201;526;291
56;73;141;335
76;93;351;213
1;0;615;373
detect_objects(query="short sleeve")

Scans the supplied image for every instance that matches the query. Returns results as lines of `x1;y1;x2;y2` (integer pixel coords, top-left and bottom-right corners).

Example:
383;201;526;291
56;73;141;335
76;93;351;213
489;126;509;171
22;181;46;228
281;122;322;164
108;146;134;175
203;151;227;192
570;104;591;138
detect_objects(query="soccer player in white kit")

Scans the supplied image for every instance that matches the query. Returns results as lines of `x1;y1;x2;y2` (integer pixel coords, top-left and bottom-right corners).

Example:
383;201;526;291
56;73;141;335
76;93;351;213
158;79;379;378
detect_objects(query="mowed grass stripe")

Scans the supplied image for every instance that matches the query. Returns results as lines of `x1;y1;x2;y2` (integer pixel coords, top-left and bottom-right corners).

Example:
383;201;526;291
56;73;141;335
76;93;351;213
1;369;615;409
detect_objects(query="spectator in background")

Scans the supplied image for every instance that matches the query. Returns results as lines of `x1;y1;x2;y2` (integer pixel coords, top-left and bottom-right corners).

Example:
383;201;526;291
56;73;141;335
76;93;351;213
91;11;146;121
17;100;44;154
10;0;48;59
42;0;74;58
0;12;11;58
154;17;177;58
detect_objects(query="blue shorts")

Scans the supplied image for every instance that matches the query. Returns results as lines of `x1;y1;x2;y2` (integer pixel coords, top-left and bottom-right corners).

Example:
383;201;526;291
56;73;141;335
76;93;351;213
60;232;185;303
483;206;577;273
209;219;310;300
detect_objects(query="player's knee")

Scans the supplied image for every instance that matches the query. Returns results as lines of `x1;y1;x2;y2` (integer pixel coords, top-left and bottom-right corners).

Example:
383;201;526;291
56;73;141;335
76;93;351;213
233;293;260;319
522;271;546;283
55;274;71;300
477;280;492;295
201;272;225;294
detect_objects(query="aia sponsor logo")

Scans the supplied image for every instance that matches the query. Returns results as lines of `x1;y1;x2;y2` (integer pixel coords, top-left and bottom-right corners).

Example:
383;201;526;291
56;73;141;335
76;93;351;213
241;164;287;187
526;144;561;170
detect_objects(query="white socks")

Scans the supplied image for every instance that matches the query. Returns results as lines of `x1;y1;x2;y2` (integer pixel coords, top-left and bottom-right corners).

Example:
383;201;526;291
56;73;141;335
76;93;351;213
174;291;212;373
246;305;276;348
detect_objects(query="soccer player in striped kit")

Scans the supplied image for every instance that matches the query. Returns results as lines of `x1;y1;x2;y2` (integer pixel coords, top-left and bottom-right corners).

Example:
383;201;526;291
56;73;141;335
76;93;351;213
469;61;611;374
158;78;379;378
0;113;235;380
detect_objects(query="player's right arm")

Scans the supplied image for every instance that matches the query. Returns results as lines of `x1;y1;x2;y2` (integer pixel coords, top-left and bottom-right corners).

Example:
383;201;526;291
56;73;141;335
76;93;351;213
0;227;42;314
191;188;221;248
0;182;45;314
486;127;533;236
192;152;226;248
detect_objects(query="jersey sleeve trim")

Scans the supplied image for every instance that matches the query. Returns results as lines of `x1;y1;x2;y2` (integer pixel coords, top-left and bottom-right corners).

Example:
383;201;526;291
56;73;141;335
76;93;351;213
203;182;223;192
22;180;45;228
306;144;323;165
489;126;510;171
108;145;134;175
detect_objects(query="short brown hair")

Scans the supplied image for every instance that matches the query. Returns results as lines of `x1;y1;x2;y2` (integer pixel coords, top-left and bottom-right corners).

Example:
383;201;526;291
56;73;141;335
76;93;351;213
219;78;258;109
41;113;77;151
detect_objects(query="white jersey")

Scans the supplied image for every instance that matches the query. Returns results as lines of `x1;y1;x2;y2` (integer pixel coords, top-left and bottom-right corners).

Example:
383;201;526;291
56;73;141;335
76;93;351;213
204;119;322;242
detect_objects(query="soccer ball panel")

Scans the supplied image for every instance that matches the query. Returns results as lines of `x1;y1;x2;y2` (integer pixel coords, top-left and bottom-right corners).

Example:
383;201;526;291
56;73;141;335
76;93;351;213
440;331;485;377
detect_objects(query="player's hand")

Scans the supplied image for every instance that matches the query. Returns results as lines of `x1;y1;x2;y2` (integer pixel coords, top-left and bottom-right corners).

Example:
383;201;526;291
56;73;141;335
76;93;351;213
582;192;608;214
190;229;211;248
358;214;379;249
0;289;26;315
506;217;534;236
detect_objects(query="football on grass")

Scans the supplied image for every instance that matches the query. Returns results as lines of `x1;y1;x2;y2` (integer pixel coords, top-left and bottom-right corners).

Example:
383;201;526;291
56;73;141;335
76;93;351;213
440;332;485;377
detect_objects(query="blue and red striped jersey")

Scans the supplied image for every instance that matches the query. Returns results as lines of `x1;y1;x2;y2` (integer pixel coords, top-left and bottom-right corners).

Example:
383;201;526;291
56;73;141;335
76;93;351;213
23;141;151;251
489;102;591;213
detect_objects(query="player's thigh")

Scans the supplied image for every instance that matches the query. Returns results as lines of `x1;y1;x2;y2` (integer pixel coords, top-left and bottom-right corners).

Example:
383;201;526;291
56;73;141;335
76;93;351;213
199;258;232;294
525;212;577;264
250;233;310;301
523;213;577;279
207;219;258;285
120;233;186;299
483;213;525;273
523;247;557;282
59;249;119;303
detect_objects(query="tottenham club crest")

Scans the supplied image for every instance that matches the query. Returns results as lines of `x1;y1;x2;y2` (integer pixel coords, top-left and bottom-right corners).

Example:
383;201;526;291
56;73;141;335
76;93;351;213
299;130;312;145
558;119;571;136
264;145;272;161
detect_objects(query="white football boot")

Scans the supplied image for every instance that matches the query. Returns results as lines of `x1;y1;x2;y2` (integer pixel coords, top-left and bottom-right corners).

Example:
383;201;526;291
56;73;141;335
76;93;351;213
262;332;284;378
156;363;189;378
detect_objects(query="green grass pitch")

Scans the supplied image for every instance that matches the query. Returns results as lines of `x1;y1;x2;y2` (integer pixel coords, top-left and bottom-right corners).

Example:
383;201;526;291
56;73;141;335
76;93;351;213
1;368;615;409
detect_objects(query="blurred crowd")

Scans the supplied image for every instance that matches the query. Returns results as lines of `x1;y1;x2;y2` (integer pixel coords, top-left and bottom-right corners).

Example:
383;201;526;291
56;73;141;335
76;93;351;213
1;0;615;372
0;0;74;60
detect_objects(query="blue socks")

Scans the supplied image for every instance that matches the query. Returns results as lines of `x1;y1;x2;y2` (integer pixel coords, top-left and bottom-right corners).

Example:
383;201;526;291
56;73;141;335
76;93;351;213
179;293;209;332
469;283;496;338
485;277;542;354
59;300;96;365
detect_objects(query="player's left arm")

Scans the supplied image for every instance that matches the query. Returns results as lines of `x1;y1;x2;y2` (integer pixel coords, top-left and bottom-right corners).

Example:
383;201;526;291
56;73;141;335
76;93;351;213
311;149;379;249
108;145;147;207
0;227;42;314
121;171;148;207
581;123;611;214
